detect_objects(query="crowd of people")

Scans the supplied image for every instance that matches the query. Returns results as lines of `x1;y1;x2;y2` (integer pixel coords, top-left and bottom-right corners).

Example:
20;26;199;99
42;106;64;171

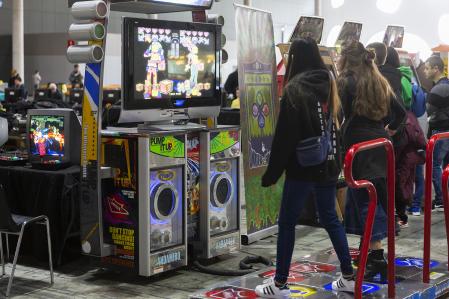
255;37;449;298
5;64;84;102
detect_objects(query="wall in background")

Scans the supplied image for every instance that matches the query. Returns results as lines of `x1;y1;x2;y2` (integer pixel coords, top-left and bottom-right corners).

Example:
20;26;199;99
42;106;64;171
321;0;449;60
0;0;314;87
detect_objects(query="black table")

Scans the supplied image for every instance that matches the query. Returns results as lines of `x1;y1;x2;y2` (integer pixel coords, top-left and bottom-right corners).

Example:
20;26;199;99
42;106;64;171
0;165;80;265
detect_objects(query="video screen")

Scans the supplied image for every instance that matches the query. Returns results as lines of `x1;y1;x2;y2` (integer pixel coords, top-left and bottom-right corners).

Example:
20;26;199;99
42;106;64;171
29;115;65;157
133;26;216;100
289;17;324;44
383;25;404;48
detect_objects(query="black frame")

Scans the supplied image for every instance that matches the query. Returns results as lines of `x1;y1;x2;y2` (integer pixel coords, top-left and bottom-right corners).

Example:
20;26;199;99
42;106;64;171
122;17;222;111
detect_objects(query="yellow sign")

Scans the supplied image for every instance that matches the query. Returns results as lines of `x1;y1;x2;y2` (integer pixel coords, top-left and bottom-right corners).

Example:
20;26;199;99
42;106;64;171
289;285;317;297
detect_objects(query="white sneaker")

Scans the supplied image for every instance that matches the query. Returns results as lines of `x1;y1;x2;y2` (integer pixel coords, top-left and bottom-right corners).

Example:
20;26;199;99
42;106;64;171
255;277;290;298
331;274;355;293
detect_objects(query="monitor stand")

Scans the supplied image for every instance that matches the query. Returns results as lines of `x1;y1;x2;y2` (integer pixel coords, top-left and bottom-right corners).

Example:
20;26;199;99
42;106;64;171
137;121;206;132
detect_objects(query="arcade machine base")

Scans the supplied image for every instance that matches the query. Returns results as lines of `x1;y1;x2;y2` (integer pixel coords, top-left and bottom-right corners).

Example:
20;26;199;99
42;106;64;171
190;248;449;298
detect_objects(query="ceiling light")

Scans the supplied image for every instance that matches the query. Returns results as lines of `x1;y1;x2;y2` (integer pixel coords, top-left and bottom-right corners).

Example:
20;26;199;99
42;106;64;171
376;0;402;14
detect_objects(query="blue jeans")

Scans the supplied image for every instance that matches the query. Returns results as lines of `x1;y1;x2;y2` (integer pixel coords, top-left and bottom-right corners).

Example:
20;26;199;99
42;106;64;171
275;179;353;284
432;131;449;205
412;164;424;209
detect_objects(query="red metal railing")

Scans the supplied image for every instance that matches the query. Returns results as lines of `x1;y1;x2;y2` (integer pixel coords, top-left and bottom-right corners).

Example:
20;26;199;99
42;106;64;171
441;165;449;272
344;138;396;299
423;132;449;283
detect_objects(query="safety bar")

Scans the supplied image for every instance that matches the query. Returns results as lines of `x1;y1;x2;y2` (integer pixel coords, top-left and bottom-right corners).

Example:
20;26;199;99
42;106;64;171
441;165;449;273
423;132;449;283
344;138;395;299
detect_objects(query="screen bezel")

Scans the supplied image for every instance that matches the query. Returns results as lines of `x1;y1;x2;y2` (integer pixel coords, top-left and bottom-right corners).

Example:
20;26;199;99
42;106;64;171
151;0;213;9
123;17;222;111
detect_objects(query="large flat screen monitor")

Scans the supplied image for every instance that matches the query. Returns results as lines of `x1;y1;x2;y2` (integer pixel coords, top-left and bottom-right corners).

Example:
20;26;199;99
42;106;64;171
120;18;222;123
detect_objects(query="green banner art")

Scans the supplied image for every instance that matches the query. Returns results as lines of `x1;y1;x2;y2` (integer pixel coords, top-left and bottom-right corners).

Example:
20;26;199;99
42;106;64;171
210;131;239;155
150;135;185;158
235;4;283;240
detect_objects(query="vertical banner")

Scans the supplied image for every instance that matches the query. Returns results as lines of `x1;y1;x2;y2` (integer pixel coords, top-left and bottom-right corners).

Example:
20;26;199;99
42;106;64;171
79;2;110;257
235;5;283;244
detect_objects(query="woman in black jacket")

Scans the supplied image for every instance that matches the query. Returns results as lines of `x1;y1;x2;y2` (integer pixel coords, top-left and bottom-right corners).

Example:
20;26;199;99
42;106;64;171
338;41;406;281
255;38;354;298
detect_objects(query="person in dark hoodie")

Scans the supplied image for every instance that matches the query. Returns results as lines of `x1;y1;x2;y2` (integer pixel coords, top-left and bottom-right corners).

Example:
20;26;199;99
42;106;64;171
383;47;404;102
338;41;406;282
255;38;354;298
424;55;449;211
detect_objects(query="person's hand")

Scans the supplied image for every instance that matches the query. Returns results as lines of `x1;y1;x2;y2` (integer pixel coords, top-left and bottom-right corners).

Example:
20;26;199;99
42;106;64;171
385;125;397;136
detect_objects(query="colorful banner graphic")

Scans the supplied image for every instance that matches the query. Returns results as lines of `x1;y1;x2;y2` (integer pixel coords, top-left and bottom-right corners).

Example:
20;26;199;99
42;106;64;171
187;132;200;241
210;131;239;155
235;4;283;240
150;135;185;158
101;137;139;272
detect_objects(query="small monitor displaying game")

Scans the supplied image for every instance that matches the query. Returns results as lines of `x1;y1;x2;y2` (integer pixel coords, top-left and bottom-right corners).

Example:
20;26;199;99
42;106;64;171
27;109;81;169
383;25;405;48
120;18;222;123
69;88;84;104
335;22;363;48
289;16;324;44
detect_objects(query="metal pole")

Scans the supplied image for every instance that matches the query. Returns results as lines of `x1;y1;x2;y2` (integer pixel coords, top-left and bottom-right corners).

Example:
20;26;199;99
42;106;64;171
12;0;24;81
314;0;321;16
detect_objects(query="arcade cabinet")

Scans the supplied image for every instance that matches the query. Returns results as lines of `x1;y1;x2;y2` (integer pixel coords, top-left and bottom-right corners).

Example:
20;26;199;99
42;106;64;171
35;88;49;101
4;88;23;103
27;109;81;170
103;89;121;106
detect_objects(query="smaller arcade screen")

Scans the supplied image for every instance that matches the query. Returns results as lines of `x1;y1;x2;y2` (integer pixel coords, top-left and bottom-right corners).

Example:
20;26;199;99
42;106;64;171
29;115;65;157
133;25;216;100
335;22;363;49
383;25;405;48
289;16;324;44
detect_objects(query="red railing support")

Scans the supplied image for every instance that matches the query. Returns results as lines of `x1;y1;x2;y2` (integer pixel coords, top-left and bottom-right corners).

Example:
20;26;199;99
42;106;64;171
344;138;395;299
441;165;449;272
423;132;449;283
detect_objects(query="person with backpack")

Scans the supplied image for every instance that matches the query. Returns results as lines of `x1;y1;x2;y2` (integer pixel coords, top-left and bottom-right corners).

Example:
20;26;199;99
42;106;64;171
255;38;354;298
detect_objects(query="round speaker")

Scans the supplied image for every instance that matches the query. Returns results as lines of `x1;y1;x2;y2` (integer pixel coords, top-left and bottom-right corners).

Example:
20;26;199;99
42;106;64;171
151;183;179;221
210;173;234;208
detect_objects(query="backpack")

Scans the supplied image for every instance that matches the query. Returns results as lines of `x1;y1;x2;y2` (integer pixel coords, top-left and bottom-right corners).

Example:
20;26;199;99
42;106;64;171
411;83;427;118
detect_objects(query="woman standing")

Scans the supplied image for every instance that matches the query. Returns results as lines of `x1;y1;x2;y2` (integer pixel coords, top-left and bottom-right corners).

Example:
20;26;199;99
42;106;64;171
338;41;406;281
255;38;354;298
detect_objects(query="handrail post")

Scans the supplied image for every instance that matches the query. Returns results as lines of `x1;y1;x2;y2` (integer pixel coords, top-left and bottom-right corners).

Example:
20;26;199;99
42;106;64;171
441;165;449;272
344;138;395;299
423;132;449;283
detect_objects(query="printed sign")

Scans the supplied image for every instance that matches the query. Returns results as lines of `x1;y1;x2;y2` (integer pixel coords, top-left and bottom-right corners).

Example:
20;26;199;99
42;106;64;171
235;4;283;239
187;132;200;241
204;286;257;299
210;131;240;155
150;135;185;158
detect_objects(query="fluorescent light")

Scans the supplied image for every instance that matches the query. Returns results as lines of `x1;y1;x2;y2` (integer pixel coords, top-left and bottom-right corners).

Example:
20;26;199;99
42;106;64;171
331;0;344;9
376;0;402;14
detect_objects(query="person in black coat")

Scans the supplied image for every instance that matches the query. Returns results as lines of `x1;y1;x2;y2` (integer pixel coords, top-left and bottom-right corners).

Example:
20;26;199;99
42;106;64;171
338;41;406;282
255;38;354;298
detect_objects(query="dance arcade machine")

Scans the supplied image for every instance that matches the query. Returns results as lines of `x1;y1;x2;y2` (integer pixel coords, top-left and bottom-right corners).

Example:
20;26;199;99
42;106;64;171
67;0;224;277
190;127;241;259
101;129;188;276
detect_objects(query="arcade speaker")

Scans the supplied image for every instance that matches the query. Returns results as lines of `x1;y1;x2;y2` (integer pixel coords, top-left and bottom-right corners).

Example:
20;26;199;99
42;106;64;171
198;126;241;259
138;131;188;276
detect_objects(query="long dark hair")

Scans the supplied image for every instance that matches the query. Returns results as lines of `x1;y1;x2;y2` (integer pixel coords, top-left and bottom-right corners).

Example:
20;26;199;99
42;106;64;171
284;37;327;83
338;41;394;121
284;38;340;126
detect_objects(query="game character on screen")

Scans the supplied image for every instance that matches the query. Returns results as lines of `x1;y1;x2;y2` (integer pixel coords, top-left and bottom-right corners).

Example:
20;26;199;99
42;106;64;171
185;44;203;96
143;36;166;98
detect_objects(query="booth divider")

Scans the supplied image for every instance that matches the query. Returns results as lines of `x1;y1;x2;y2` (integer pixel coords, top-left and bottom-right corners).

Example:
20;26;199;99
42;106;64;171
343;138;396;299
